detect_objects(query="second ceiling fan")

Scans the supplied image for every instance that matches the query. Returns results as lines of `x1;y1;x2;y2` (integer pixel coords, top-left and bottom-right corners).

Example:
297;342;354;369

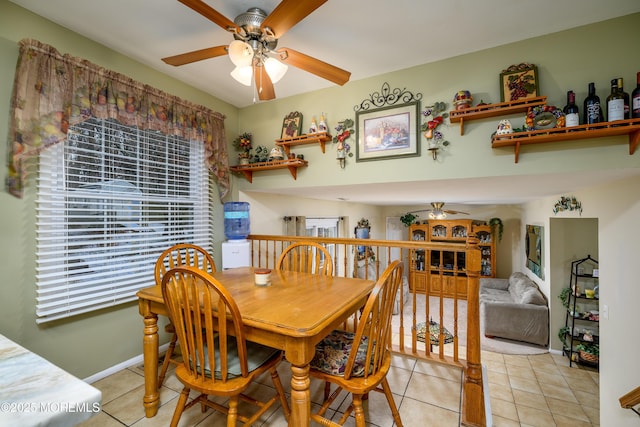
409;202;469;219
162;0;351;101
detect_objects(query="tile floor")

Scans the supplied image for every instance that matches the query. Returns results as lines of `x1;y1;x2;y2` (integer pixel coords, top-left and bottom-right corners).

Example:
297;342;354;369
79;350;599;426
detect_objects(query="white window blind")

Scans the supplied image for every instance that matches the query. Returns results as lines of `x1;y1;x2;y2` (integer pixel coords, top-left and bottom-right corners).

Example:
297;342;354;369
35;117;210;323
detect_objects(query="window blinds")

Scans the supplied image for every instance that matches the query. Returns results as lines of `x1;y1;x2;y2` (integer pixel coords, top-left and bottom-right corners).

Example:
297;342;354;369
35;118;210;323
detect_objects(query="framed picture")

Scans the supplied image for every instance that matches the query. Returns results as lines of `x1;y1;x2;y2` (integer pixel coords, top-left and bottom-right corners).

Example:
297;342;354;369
525;224;544;279
500;63;539;102
281;111;303;139
355;101;420;162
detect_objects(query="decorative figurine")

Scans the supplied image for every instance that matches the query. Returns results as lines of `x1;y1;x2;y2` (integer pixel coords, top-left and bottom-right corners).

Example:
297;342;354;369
453;90;473;110
308;117;318;133
318;113;328;132
496;119;514;135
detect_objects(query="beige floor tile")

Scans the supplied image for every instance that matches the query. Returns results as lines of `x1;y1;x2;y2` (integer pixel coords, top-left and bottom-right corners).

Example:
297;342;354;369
92;369;145;405
573;389;599;408
546;396;589;422
535;369;569;388
404;371;461;412
540;382;579;403
385;365;413;397
566;376;599;394
582;404;600;425
512;389;549;411
485;359;508;375
516;405;556;427
509;375;542;395
488;383;514;403
83;350;601;426
506;364;537;381
413;359;463;382
490;397;519;421
487;370;510;387
102;384;179;426
481;350;505;363
490;414;522;426
391;353;417;371
334;390;402;427
553;413;593;427
399;397;460;427
503;354;532;368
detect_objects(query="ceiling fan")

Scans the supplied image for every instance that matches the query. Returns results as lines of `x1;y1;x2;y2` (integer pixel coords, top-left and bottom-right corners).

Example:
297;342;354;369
162;0;351;101
408;202;469;219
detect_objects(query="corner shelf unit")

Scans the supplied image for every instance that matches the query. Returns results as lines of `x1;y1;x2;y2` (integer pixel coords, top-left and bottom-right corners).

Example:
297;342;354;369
449;96;547;135
275;132;332;154
229;158;308;183
562;255;599;369
492;118;640;163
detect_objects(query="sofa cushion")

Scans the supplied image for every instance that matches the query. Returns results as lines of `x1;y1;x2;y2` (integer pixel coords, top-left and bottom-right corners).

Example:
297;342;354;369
520;287;546;305
480;287;513;304
508;272;533;301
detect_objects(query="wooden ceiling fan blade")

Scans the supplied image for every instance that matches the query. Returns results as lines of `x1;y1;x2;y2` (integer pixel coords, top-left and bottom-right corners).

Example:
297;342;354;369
443;209;469;215
162;45;228;66
254;65;276;101
178;0;239;32
279;48;350;85
261;0;327;37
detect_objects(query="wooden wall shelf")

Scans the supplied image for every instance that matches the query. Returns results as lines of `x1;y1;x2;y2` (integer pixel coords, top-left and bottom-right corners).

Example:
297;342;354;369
275;132;332;154
229;159;308;183
491;118;640;163
449;96;547;135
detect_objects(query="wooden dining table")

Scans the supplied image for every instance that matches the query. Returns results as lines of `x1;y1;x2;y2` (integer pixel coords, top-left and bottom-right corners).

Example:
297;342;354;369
136;266;375;427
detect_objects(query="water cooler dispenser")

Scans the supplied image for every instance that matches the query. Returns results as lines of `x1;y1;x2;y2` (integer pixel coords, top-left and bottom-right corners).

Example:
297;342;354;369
221;202;251;269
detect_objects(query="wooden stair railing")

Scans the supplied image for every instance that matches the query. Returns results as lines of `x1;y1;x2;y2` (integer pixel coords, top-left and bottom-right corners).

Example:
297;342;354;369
620;386;640;417
247;234;486;426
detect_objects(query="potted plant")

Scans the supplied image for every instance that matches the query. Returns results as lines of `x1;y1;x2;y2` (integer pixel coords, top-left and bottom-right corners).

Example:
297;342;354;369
233;132;252;165
557;326;570;345
558;287;571;308
400;213;418;227
575;342;599;364
489;217;503;242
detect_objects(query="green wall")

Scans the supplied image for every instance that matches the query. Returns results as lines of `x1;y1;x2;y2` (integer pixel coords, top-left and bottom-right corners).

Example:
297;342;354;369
0;0;238;377
1;3;639;423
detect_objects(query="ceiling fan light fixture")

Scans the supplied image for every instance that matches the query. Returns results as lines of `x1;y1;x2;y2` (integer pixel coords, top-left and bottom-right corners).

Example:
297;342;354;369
230;65;253;86
264;57;288;83
429;210;447;220
228;40;254;67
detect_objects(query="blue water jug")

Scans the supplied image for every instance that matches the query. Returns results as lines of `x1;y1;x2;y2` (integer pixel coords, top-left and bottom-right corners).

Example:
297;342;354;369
224;202;250;240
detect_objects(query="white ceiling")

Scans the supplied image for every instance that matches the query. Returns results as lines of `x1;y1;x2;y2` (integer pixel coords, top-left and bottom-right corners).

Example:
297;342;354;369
10;0;640;207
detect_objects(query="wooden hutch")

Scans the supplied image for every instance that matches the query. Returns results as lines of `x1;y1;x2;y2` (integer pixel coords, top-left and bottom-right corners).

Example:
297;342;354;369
408;219;496;298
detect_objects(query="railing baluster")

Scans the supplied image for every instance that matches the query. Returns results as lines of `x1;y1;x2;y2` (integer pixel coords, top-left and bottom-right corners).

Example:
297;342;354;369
245;234;485;426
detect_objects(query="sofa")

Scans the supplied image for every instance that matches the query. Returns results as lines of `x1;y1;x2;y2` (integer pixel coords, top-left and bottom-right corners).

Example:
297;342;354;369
480;272;549;346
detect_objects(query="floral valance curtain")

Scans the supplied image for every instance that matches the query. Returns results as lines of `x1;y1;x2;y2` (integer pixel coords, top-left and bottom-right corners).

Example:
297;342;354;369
6;39;230;199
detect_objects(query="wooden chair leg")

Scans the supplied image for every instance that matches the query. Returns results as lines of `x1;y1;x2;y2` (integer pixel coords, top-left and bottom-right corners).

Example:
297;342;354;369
381;378;403;427
170;387;190;427
352;394;366;427
270;366;290;419
158;332;177;387
227;396;239;427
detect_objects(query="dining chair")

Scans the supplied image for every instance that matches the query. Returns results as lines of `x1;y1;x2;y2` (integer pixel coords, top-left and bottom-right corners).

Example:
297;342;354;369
276;241;334;276
309;260;404;427
154;243;217;387
161;265;290;427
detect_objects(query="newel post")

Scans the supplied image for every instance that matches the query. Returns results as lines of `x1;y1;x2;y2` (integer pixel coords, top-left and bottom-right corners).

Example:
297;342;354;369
462;236;486;426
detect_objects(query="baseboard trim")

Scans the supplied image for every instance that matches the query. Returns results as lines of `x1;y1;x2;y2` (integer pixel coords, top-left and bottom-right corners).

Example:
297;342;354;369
83;342;170;384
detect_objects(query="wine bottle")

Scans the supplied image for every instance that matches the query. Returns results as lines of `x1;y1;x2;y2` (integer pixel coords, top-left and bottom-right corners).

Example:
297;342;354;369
563;90;580;127
607;78;624;122
633;72;640;119
617;78;630;119
583;82;603;124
